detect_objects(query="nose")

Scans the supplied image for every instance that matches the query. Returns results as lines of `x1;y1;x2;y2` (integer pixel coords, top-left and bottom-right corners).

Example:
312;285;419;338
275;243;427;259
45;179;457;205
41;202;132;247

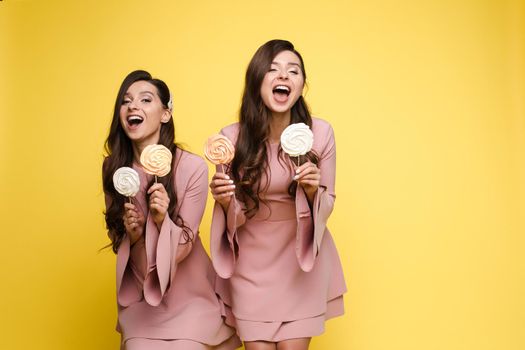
278;69;289;80
128;99;139;110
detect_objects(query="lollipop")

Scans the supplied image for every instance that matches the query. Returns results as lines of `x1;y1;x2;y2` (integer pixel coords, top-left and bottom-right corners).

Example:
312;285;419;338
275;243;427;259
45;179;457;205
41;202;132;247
113;167;140;202
280;122;314;165
204;134;235;172
140;144;172;181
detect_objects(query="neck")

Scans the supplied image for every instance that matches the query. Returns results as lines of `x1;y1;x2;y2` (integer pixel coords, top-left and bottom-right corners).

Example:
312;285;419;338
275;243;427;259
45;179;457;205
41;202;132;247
131;137;160;164
269;111;291;143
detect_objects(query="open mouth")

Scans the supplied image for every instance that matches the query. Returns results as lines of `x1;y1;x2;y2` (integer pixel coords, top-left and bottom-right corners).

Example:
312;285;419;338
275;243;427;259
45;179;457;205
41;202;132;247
273;85;290;96
127;115;144;127
272;85;290;103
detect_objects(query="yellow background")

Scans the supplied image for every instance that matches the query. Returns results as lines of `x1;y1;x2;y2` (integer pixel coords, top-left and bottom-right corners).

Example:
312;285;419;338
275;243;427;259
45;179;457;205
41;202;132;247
1;0;524;349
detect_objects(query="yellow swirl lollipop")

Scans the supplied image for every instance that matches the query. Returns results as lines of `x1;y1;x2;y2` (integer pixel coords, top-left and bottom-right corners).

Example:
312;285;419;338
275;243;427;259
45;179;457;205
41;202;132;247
204;134;235;168
140;144;172;179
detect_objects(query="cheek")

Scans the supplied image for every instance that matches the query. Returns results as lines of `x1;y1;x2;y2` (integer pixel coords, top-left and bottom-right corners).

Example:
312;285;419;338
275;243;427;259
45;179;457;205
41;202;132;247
295;76;305;91
260;81;271;98
119;106;127;121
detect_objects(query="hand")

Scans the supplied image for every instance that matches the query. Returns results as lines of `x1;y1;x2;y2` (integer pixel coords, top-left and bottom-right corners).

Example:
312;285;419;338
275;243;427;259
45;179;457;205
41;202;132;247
147;183;170;227
123;202;145;245
294;161;321;203
209;172;235;212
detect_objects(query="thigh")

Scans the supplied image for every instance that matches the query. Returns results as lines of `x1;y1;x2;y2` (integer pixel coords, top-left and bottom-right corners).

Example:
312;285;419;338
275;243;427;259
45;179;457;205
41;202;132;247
276;338;311;350
244;341;277;350
125;338;211;350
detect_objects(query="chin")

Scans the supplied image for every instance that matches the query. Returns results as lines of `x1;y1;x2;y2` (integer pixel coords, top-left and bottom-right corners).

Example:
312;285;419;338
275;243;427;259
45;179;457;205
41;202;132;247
269;103;291;113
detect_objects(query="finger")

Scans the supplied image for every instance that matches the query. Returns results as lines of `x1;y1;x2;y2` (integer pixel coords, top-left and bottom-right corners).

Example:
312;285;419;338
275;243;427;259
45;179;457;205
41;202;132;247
294;166;320;179
212;173;231;181
150;190;170;203
125;206;138;215
150;202;167;214
147;183;167;195
296;173;321;182
214;191;234;199
212;184;236;195
150;196;169;207
295;161;314;173
124;203;137;211
150;197;169;209
297;163;319;174
210;179;234;188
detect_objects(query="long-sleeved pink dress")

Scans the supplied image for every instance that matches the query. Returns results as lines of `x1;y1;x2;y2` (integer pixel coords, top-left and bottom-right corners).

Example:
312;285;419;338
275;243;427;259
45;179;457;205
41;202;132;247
106;149;241;350
211;118;347;341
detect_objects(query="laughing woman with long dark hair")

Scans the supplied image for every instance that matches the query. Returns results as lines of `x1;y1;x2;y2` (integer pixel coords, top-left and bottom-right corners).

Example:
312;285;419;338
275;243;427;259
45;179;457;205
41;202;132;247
102;70;240;350
209;40;347;350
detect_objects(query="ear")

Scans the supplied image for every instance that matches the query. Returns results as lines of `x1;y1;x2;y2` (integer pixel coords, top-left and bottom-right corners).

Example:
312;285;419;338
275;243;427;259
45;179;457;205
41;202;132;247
161;110;171;124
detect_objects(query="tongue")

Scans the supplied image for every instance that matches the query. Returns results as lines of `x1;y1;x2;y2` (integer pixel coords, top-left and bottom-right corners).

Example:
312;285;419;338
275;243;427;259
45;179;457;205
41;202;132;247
273;92;288;103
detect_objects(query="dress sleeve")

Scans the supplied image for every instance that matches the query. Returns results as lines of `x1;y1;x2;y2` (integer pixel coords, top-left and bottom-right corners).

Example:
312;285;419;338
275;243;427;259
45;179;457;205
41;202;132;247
295;123;336;272
142;158;209;306
103;190;143;307
210;194;246;279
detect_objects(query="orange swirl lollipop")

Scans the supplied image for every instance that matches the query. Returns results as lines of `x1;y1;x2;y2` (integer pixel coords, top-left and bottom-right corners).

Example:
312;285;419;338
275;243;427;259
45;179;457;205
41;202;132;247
140;144;172;179
204;134;235;172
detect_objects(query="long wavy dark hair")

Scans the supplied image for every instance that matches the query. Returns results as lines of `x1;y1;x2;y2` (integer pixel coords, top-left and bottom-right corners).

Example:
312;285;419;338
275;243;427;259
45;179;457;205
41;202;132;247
102;70;191;253
231;39;319;217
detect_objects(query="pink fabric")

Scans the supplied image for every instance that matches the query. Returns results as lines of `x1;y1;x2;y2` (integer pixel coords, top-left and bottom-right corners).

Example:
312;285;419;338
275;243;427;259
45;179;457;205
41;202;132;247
210;118;347;341
106;149;241;349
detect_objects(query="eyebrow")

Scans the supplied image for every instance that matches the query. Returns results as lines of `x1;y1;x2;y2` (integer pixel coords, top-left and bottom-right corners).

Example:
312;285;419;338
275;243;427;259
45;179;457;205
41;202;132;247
124;91;155;97
271;61;301;67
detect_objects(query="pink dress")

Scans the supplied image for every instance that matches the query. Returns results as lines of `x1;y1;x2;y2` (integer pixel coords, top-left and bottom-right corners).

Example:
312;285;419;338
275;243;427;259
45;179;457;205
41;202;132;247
106;149;241;350
211;118;347;341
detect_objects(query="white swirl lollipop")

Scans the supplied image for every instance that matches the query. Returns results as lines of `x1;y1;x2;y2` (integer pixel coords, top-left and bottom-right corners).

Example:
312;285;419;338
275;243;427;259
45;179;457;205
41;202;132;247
113;167;140;199
140;144;172;181
280;123;314;165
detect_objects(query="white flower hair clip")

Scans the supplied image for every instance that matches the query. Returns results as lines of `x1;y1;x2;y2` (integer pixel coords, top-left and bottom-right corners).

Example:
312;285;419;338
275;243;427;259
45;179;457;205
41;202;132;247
167;93;173;112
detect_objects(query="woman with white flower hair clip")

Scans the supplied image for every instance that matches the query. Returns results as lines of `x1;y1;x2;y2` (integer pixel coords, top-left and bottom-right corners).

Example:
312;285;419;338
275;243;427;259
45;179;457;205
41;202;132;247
209;40;347;350
102;70;240;350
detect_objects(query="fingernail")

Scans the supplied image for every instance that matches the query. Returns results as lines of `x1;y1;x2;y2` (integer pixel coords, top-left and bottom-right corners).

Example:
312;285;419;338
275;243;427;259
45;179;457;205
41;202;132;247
295;169;300;173
225;175;230;180
293;175;298;180
228;180;234;184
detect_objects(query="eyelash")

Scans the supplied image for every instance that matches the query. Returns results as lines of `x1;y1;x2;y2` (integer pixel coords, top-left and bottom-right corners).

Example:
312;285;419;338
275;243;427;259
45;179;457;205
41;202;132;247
268;69;299;75
122;98;151;105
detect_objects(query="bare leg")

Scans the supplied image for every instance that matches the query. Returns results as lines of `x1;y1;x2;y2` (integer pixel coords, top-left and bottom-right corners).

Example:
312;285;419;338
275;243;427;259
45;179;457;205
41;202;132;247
245;341;277;350
276;338;311;350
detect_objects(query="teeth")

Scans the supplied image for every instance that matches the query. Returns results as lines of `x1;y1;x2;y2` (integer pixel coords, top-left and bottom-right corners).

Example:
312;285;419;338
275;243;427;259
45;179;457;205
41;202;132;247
274;85;290;92
128;115;143;122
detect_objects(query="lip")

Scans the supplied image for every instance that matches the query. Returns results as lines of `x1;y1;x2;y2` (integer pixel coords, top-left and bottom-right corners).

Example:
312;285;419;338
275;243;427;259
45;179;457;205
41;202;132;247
272;83;292;93
272;82;291;101
125;114;144;130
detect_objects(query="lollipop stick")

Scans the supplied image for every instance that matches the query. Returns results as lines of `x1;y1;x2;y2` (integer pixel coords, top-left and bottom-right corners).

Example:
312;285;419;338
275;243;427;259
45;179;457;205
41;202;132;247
155;175;158;183
220;164;224;174
128;197;132;204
